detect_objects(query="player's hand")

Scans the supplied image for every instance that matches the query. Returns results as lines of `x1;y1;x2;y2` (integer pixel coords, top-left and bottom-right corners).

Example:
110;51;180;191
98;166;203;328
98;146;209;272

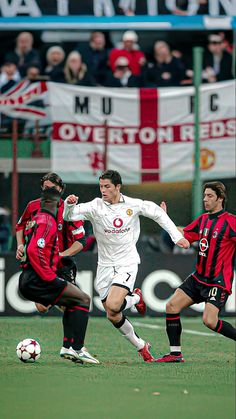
66;194;78;205
176;238;190;249
35;302;51;313
16;244;24;260
160;201;167;213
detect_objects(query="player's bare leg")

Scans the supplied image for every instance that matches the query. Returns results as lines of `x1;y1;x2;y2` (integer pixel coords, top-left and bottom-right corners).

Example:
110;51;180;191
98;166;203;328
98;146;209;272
202;302;219;330
156;288;194;363
104;285;155;362
166;288;194;314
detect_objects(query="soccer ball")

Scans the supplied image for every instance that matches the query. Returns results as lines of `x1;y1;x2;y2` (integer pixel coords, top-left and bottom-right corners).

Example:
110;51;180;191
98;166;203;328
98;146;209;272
16;338;41;363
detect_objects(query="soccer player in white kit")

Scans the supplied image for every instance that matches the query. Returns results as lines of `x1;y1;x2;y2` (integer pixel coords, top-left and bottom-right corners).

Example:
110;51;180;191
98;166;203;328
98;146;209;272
63;170;190;362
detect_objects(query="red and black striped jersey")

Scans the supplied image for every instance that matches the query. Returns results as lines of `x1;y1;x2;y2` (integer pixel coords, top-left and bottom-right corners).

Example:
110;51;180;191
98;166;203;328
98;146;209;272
184;210;236;294
16;198;85;252
23;209;60;281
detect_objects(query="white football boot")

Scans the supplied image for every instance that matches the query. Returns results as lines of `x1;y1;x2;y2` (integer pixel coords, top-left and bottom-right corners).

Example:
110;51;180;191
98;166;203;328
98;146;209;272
67;347;100;364
60;347;72;360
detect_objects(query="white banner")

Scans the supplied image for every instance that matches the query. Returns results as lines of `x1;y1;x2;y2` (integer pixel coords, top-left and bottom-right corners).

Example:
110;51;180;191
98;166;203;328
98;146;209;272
48;81;236;184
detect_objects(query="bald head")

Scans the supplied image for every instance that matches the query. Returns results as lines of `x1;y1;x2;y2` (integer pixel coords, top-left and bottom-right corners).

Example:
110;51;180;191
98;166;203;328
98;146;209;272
16;32;34;53
154;41;171;62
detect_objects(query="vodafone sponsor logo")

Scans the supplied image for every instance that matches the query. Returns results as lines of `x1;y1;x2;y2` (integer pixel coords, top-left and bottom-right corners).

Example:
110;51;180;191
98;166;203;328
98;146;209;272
104;227;130;234
104;217;129;233
113;218;123;228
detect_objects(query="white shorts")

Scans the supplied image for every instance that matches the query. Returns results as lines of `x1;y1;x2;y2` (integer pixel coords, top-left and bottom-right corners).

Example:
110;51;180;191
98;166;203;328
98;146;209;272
96;264;138;301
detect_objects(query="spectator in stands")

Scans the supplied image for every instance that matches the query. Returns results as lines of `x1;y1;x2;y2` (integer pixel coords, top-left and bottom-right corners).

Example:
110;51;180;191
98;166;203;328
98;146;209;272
44;46;65;82
202;34;234;83
104;56;142;87
0;207;11;253
25;65;41;82
0;61;21;133
77;32;110;85
5;32;41;77
219;32;233;54
0;61;21;93
143;41;186;87
63;51;96;86
172;49;194;85
25;65;49;84
109;31;145;76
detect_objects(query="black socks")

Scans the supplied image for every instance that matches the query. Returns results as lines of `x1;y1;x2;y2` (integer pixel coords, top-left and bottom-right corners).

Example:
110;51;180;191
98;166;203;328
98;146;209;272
63;305;90;350
166;313;182;350
214;319;236;341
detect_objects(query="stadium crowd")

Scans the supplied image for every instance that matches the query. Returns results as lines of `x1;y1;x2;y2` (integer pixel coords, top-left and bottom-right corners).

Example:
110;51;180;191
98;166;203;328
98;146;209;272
0;30;234;93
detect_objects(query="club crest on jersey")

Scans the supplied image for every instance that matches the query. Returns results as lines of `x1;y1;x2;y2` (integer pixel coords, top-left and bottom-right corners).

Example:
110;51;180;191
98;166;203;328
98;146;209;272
126;209;133;216
113;218;123;228
213;231;218;238
37;238;45;248
199;238;209;256
58;223;63;231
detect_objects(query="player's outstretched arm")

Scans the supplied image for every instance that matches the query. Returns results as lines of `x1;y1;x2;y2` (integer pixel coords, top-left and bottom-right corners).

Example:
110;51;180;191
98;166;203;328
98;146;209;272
63;195;79;221
64;195;94;222
176;237;190;249
160;201;185;235
16;230;25;260
60;240;83;257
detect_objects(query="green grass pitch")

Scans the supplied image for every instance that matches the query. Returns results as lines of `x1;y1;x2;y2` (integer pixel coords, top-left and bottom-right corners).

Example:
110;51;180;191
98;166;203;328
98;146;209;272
0;316;235;419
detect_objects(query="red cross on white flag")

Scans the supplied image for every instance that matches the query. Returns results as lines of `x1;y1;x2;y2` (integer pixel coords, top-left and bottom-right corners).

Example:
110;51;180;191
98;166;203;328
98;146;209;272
50;81;235;184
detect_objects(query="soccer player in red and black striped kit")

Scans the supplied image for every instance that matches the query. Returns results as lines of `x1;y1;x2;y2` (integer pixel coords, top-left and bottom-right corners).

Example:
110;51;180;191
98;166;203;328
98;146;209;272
157;181;236;363
19;186;98;364
16;172;99;364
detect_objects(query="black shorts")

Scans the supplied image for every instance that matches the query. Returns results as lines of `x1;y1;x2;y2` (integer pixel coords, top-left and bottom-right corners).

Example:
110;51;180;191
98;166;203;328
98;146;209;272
19;267;68;307
179;274;229;310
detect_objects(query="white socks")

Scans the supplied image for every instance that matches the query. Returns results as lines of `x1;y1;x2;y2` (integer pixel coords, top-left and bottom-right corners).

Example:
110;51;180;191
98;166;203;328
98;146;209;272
118;318;145;350
124;294;140;310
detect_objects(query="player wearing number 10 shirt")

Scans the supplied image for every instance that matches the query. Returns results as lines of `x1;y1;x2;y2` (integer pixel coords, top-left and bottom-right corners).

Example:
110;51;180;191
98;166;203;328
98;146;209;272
157;181;236;363
63;169;190;363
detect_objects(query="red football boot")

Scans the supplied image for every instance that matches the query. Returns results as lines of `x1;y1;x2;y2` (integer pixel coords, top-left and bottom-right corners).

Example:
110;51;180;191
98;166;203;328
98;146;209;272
133;288;146;316
138;342;155;363
156;353;185;363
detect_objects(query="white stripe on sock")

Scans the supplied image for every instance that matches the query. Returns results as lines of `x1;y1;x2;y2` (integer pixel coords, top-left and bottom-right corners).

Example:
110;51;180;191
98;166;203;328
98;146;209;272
170;346;181;353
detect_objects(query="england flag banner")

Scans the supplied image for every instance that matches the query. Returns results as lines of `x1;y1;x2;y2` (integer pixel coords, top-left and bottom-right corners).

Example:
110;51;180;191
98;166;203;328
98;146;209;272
49;81;235;184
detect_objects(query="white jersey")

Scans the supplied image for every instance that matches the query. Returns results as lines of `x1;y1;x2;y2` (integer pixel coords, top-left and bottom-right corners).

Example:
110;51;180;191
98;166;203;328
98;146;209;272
63;194;183;267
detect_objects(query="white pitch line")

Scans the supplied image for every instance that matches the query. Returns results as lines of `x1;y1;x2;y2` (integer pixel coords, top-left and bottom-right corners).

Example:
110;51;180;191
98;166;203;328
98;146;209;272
133;321;216;337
